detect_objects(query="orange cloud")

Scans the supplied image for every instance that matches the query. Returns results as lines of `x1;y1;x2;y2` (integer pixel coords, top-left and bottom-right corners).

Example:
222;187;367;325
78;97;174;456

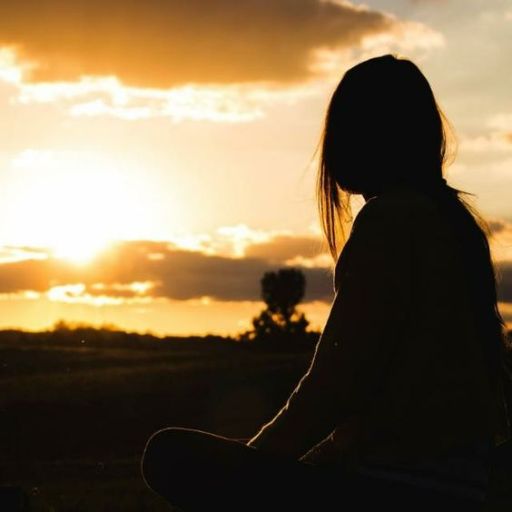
2;233;512;309
497;261;512;303
0;0;433;87
0;239;334;303
244;234;324;263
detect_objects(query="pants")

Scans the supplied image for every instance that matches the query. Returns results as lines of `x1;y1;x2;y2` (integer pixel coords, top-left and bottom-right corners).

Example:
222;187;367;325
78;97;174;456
141;427;485;512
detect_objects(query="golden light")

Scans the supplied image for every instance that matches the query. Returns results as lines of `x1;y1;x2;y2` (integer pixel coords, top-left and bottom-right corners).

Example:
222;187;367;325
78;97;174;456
8;150;143;264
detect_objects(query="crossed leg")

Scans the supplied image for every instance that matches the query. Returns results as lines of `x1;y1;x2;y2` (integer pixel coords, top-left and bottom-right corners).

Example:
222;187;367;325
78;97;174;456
141;427;487;512
140;427;340;512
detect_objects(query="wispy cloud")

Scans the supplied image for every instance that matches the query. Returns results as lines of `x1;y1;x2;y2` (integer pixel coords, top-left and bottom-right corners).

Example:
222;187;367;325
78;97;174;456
0;245;50;264
15;76;320;123
459;133;512;153
459;113;512;153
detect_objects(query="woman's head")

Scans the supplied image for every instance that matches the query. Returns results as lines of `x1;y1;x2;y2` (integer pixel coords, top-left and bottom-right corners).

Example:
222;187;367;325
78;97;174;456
316;54;453;259
321;54;447;195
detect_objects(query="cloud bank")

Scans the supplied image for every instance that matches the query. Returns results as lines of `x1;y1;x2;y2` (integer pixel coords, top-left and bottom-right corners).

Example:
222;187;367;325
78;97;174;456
0;0;440;88
0;239;335;304
2;223;512;309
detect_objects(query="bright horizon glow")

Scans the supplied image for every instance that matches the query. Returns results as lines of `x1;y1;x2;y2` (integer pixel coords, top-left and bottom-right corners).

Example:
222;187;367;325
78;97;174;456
10;150;123;263
6;149;170;264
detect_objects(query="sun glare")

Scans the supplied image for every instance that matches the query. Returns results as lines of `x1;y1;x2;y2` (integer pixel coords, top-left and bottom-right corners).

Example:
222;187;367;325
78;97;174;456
8;150;142;263
52;233;109;264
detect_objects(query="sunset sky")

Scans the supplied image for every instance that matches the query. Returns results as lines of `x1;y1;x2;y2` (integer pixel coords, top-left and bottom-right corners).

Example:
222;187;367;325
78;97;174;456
0;0;511;336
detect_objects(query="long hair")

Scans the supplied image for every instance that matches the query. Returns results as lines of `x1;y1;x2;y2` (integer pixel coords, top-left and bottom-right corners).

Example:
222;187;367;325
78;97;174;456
314;54;510;432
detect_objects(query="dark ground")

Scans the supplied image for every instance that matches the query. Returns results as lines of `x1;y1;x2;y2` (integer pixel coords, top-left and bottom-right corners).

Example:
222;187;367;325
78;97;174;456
1;327;511;511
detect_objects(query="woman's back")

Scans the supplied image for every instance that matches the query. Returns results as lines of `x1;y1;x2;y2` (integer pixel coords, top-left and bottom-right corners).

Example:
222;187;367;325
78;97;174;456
332;184;503;454
310;184;510;501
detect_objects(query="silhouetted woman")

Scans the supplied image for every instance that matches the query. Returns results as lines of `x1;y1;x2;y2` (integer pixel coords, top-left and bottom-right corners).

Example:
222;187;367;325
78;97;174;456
141;54;511;512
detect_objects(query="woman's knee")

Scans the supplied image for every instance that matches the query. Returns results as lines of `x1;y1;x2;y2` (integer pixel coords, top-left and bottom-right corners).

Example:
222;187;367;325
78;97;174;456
141;427;191;490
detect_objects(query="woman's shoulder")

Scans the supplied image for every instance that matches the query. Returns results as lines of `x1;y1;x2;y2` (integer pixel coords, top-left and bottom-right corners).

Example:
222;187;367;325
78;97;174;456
331;195;397;290
333;188;440;292
351;187;442;241
359;186;438;218
352;189;430;230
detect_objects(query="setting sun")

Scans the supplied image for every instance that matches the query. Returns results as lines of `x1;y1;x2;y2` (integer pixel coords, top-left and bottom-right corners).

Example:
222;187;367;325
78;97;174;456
6;150;149;263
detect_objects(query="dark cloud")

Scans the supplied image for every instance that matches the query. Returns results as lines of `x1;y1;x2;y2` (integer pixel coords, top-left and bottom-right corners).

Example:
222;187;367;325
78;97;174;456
0;239;334;303
0;0;398;87
2;237;512;307
244;234;324;263
488;219;508;234
497;260;512;304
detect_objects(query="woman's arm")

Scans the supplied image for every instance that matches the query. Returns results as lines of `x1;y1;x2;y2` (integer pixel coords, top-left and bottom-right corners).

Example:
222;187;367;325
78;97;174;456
246;197;414;459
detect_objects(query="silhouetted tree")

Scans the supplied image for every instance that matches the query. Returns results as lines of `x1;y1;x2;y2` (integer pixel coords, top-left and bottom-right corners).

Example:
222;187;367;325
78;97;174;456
237;268;316;348
261;268;305;328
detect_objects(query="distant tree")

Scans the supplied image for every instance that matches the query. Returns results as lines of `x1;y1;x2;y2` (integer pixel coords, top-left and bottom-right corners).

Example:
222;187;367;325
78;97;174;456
237;268;316;348
51;319;120;332
52;319;73;332
261;268;305;329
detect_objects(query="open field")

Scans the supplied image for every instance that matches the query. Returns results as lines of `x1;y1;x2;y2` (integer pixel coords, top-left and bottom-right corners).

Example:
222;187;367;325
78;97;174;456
1;328;314;511
1;328;511;511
